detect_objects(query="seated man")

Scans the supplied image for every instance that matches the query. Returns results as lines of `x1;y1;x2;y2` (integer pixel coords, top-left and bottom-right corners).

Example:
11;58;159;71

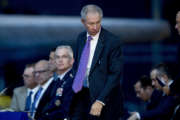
32;60;55;119
34;45;74;120
134;76;163;110
128;75;177;120
150;63;174;93
10;64;38;112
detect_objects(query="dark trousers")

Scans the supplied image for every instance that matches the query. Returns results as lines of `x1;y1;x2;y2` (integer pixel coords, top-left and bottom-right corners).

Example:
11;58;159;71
69;87;124;120
70;87;94;120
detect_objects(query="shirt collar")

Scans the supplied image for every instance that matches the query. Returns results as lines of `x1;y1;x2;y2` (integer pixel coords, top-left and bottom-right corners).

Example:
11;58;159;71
168;80;173;86
57;68;71;80
87;27;101;41
40;77;54;90
27;86;38;94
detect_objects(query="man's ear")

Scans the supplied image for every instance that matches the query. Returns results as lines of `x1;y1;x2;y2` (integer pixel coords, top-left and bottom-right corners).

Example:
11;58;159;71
71;58;74;66
81;19;85;25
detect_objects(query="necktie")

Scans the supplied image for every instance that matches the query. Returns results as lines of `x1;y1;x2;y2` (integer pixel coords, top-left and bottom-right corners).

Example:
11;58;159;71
25;91;33;111
72;36;92;93
30;87;43;116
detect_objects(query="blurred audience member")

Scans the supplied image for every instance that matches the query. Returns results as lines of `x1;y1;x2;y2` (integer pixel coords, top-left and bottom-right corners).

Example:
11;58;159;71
134;76;163;110
128;75;177;120
150;63;173;94
48;50;58;81
33;46;75;120
43;45;75;120
31;60;54;119
10;64;38;112
49;50;57;73
172;11;180;96
166;11;180;120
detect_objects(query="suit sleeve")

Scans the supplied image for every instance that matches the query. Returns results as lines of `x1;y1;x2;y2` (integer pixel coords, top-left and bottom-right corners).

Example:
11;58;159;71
140;96;177;120
97;40;123;103
10;89;20;111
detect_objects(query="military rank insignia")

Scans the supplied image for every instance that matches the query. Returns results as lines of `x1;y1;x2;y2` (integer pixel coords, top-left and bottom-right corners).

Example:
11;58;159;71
56;87;63;96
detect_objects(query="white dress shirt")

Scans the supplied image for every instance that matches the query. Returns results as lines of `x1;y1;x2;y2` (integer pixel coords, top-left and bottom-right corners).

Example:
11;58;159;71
86;29;101;76
35;77;54;109
27;86;39;109
57;68;71;80
85;29;105;106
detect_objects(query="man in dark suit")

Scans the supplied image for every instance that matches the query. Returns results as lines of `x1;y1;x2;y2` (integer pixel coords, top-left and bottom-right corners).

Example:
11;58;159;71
134;76;163;111
71;4;124;120
32;60;54;119
128;76;177;120
169;11;180;120
34;46;75;120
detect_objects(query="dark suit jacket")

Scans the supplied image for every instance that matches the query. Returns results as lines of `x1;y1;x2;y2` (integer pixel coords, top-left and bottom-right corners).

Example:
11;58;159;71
35;69;74;120
140;95;177;120
146;90;163;110
74;28;124;119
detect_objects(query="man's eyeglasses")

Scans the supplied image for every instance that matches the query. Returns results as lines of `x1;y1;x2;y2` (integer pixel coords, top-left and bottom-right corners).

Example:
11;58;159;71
22;74;33;78
34;70;48;74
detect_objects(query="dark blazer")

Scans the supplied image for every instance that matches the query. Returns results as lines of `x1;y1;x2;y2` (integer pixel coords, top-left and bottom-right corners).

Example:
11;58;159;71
74;28;124;119
140;95;177;120
35;69;74;120
146;90;163;110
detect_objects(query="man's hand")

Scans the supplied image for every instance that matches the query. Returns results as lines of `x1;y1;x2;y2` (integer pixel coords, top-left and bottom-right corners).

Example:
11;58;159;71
163;85;170;95
127;112;139;120
89;101;103;116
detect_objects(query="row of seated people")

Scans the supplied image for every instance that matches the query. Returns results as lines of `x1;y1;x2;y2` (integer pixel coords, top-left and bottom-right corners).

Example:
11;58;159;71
127;63;180;120
9;46;180;120
10;45;75;120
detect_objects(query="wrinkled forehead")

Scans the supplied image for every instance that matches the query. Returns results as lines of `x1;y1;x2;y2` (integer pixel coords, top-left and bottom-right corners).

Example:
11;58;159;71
24;67;34;75
55;48;69;56
86;12;101;21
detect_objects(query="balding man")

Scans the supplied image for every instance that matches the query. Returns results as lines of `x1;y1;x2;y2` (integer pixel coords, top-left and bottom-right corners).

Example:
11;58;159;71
32;60;54;119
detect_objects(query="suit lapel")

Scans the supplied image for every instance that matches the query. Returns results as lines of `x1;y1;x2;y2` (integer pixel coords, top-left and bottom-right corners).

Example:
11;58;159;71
21;87;27;111
78;34;86;61
89;30;104;75
62;70;70;81
36;81;54;112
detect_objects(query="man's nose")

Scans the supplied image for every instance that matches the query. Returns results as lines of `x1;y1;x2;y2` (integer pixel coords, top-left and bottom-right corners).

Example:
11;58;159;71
93;24;97;29
175;24;178;29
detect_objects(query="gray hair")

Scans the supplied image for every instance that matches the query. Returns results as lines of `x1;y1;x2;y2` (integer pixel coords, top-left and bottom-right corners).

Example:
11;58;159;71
152;63;172;79
81;4;103;20
55;45;73;59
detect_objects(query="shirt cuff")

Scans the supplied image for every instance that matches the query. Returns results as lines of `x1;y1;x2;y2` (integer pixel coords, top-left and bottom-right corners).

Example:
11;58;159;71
96;100;105;106
136;112;141;120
